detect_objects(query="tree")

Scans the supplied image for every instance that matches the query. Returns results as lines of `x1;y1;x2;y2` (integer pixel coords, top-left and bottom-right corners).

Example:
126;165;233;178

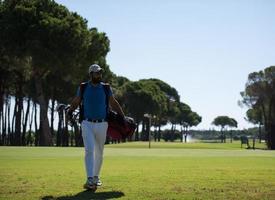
241;66;275;149
246;108;264;143
120;80;167;140
228;118;238;143
0;0;125;147
140;79;180;140
212;116;237;143
177;103;201;142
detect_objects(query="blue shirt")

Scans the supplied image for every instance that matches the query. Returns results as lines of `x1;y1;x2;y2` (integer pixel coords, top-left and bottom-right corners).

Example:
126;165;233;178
76;82;113;120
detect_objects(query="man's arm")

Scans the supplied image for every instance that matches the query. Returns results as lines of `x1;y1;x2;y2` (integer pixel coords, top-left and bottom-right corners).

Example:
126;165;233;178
68;96;81;113
109;96;125;117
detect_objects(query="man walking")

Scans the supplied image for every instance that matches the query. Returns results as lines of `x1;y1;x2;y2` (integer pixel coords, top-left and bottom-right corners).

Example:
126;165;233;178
67;64;125;190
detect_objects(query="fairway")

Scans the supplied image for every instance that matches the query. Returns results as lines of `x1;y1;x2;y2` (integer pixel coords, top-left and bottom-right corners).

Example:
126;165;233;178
0;142;275;200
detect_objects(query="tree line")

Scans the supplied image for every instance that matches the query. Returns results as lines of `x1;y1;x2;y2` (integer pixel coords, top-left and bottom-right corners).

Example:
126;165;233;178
0;0;201;146
211;66;275;150
1;1;274;149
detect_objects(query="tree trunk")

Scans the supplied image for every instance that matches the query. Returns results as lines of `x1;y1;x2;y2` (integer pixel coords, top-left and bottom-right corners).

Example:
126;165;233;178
15;84;24;146
73;122;82;147
50;99;55;138
258;123;262;143
63;119;69;146
266;121;275;150
153;127;157;142
170;124;175;142
271;123;275;150
57;109;63;146
184;127;188;143
70;127;74;146
1;98;7;145
22;97;30;146
7;98;11;146
0;82;4;145
220;128;223;143
158;125;161;142
27;102;34;146
56;110;65;146
141;120;146;141
34;102;39;146
11;97;17;145
2;98;8;145
135;122;139;141
0;106;3;145
146;119;150;141
180;126;183;143
34;77;52;146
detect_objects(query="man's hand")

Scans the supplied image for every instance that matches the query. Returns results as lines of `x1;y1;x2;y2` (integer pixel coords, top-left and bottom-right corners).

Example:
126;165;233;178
109;96;125;118
66;108;73;122
69;96;81;111
66;96;81;122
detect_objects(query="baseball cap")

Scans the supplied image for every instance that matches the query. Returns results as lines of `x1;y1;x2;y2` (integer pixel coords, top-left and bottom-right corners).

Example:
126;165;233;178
88;64;103;73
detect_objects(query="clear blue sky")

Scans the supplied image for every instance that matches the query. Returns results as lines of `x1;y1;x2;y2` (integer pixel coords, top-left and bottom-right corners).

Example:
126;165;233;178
56;0;275;130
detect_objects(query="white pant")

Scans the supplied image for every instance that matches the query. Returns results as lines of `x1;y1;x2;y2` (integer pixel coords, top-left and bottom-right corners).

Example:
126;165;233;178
81;120;108;178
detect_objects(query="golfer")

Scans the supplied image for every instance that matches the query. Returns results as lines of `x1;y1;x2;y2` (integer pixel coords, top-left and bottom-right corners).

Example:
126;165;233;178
67;64;125;190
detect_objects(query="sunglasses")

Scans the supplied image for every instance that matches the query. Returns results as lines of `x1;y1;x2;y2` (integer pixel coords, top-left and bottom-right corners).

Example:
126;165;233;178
90;71;102;75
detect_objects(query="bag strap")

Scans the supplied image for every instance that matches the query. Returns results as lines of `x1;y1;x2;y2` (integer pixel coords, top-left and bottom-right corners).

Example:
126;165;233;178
102;83;110;115
80;82;88;100
79;82;88;123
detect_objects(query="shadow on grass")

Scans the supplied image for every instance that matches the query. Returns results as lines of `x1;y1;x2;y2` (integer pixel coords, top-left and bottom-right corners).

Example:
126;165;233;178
41;190;125;200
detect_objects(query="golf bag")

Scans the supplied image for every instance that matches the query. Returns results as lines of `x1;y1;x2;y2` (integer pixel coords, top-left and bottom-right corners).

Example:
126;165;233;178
107;110;137;140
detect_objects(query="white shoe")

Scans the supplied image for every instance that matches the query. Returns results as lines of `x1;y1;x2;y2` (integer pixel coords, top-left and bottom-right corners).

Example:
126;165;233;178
93;176;102;186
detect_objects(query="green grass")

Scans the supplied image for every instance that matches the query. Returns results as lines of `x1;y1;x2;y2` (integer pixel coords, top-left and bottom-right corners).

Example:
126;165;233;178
0;142;275;200
106;140;267;150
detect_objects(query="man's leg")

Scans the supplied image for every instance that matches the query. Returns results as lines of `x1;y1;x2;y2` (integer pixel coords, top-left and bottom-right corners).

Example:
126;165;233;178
93;122;108;178
81;120;95;179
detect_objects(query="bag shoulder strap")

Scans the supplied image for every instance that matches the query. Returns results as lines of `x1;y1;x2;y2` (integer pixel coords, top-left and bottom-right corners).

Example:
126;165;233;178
102;82;110;94
102;83;110;113
80;82;88;100
78;82;88;123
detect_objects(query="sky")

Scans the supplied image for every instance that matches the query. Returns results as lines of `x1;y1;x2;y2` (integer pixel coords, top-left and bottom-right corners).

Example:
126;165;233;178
55;0;275;130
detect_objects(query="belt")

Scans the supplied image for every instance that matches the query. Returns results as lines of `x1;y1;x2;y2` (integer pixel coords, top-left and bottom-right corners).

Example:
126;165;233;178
85;119;106;123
